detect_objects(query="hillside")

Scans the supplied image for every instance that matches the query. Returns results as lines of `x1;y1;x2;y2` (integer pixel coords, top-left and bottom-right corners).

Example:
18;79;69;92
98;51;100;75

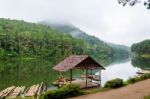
0;18;114;66
41;22;130;58
108;43;130;57
131;39;150;58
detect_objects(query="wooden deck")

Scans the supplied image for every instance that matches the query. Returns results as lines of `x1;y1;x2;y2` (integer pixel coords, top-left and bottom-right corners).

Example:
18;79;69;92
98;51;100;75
71;79;100;89
0;86;15;99
53;78;100;89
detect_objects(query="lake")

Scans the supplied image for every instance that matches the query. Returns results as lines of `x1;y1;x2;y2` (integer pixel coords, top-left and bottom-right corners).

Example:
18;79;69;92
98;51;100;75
0;57;149;90
100;60;139;86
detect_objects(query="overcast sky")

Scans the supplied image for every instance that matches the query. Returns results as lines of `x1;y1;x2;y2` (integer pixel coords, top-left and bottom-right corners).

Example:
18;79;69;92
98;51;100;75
0;0;150;46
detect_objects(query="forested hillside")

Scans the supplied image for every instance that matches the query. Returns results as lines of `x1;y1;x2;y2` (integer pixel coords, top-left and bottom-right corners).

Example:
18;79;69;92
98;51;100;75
131;39;150;58
0;18;115;65
41;22;130;58
108;43;130;57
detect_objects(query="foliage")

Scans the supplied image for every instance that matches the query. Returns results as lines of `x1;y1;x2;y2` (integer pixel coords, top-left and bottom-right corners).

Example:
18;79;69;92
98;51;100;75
126;73;150;84
39;74;150;99
104;78;124;88
104;74;150;88
40;84;83;99
126;77;139;84
0;18;130;65
82;87;111;94
132;57;150;70
108;43;130;58
145;96;150;99
0;48;6;60
41;22;130;62
0;18;103;63
131;39;150;56
118;0;150;9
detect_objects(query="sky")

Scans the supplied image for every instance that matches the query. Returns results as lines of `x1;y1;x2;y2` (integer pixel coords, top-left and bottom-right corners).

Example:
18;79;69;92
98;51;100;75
0;0;150;46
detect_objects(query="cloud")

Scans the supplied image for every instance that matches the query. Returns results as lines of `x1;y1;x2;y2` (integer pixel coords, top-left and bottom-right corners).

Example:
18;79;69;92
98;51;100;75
0;0;149;46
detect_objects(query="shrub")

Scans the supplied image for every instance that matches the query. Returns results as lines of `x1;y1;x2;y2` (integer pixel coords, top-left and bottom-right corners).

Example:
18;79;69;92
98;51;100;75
140;73;150;79
127;77;139;84
127;73;150;84
40;84;83;99
144;96;150;99
104;78;124;88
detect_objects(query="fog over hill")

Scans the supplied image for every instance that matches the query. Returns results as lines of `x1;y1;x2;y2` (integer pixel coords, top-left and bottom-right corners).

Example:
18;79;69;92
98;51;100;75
40;21;130;57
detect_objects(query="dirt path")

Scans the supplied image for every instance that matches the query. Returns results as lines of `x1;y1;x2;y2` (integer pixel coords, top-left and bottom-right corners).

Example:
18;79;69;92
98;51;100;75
70;79;150;99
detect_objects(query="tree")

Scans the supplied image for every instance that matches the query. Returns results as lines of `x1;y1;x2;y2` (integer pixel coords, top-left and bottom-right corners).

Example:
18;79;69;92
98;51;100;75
118;0;150;9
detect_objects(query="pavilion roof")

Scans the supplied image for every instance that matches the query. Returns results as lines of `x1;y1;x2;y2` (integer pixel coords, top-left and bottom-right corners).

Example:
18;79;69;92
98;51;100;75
53;55;105;72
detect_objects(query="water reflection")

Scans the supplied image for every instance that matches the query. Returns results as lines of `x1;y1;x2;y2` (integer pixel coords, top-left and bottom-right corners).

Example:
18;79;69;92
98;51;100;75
132;57;150;70
0;56;149;90
0;60;58;90
100;57;150;86
100;61;139;86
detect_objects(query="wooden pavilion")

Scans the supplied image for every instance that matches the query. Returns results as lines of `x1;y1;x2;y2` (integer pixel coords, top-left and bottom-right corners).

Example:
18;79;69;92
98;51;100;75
53;55;105;88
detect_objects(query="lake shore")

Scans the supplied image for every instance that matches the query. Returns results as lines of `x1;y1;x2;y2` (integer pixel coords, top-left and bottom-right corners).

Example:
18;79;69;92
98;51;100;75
70;79;150;99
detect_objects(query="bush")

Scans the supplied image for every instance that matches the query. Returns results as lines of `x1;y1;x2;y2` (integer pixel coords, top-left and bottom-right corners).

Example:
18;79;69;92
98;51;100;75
104;78;124;88
144;96;150;99
126;77;139;84
140;73;150;79
127;73;150;84
40;84;83;99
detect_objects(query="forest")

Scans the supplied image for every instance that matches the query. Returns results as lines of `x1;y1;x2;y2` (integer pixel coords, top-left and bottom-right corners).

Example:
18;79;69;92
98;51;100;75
131;39;150;58
0;18;129;65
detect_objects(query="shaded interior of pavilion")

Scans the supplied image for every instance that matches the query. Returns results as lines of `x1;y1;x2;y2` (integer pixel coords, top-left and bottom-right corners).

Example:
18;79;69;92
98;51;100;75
53;55;105;89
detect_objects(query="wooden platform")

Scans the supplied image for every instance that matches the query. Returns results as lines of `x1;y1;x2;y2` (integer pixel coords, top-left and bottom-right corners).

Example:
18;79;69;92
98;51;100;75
0;86;15;99
7;86;25;98
71;79;100;89
0;82;45;99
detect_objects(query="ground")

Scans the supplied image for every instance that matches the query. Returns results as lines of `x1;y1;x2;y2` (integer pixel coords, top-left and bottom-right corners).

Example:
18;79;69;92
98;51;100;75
70;79;150;99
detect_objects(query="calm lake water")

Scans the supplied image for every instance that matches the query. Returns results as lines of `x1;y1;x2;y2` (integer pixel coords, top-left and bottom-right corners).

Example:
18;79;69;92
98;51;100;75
0;57;149;90
100;60;139;86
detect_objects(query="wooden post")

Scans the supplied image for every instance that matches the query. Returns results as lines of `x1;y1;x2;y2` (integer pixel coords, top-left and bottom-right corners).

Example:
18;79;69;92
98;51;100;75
70;69;72;84
99;69;101;87
90;69;92;82
86;69;88;88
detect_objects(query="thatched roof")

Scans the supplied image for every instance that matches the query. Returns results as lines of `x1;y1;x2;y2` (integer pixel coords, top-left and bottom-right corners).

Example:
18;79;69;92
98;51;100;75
53;55;105;72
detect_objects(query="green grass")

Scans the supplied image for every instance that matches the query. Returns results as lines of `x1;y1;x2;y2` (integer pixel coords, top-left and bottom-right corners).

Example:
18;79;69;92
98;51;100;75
126;73;150;84
144;96;150;99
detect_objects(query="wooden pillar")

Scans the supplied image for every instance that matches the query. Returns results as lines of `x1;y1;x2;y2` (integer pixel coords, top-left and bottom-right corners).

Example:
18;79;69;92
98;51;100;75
70;69;72;84
99;69;101;87
86;69;88;88
90;69;92;82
